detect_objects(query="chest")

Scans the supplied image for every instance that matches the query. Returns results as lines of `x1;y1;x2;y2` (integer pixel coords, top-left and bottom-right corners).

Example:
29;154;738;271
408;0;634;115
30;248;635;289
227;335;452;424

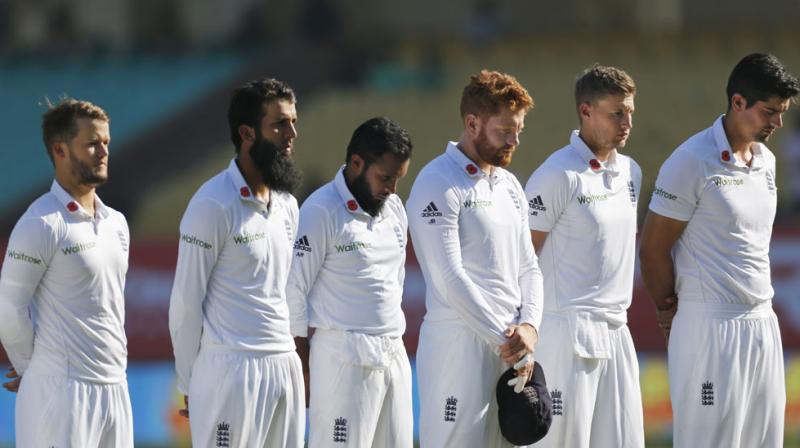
328;215;406;266
52;220;128;277
458;184;525;233
566;173;637;227
224;206;295;262
698;169;776;226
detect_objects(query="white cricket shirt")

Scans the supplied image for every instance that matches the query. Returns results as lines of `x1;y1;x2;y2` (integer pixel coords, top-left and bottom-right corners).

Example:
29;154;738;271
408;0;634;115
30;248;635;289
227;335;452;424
406;142;543;347
649;116;777;305
286;167;407;338
169;159;298;394
0;181;129;383
525;131;641;323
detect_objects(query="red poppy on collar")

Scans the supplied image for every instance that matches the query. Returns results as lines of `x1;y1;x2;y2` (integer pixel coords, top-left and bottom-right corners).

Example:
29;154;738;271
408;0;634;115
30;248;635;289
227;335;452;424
347;200;358;211
240;187;251;197
721;151;731;162
466;164;478;175
67;201;79;212
589;159;601;170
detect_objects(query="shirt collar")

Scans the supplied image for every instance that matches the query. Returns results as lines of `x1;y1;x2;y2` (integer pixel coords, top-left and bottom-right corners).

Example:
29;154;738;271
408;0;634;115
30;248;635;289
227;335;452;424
333;165;384;219
569;131;620;176
226;158;269;205
50;180;110;219
712;115;765;170
445;141;489;180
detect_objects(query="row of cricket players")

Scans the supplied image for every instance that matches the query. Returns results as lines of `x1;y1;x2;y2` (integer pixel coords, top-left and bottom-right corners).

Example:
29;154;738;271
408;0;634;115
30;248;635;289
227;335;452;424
0;52;796;447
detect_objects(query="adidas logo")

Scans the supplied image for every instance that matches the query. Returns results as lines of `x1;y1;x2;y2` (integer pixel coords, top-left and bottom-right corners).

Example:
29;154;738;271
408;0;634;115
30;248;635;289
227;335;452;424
294;235;312;252
421;202;443;218
528;195;546;214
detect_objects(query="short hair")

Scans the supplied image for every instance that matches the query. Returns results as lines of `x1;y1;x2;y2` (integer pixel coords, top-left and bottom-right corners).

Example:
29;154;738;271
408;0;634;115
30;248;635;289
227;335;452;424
228;78;296;151
41;98;109;163
574;65;636;108
460;70;534;119
726;53;800;109
345;117;412;166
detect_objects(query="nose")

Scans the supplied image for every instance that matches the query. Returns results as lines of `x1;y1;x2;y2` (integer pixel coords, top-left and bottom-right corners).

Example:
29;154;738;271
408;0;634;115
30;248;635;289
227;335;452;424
386;180;398;195
508;132;520;147
286;123;298;140
773;113;783;129
622;112;633;130
98;143;109;158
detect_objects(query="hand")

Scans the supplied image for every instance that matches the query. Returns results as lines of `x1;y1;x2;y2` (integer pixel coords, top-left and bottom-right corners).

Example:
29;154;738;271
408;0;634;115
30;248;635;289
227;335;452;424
506;354;534;393
499;324;538;365
2;367;21;393
178;395;189;418
656;296;678;340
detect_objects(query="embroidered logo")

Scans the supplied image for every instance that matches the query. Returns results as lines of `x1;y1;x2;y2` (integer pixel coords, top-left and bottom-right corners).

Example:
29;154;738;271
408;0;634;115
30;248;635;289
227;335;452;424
766;171;776;193
333;417;348;443
444;396;458;422
117;230;129;252
335;241;372;253
216;422;231;447
181;234;212;249
422;202;443;220
284;220;294;243
551;389;563;416
577;193;609;205
394;225;405;249
462;199;493;209
628;181;637;205
701;381;714;406
294;235;312;252
528;195;546;215
711;176;744;187
653;187;677;201
7;250;42;265
507;188;522;211
233;232;265;244
61;241;97;255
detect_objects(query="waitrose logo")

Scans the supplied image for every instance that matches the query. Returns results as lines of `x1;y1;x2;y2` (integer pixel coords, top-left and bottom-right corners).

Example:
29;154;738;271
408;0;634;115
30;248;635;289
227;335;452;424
712;176;744;187
61;241;97;255
234;232;265;244
463;199;493;209
653;187;677;201
7;250;42;265
335;241;372;253
577;193;609;205
181;234;212;249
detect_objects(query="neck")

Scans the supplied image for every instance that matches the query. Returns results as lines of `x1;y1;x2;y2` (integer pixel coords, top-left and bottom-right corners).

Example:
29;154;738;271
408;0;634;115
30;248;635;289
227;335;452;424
236;153;270;202
55;173;96;215
722;114;755;157
456;133;491;172
578;131;614;162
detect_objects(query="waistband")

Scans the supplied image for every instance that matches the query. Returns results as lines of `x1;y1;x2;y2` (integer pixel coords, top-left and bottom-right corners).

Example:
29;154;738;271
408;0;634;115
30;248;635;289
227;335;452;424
314;328;402;342
676;300;773;319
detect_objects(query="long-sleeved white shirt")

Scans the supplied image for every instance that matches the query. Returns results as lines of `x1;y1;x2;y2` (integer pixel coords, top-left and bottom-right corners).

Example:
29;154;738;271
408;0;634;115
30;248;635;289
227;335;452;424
169;159;298;394
525;131;641;324
286;167;407;338
649;116;776;305
0;180;129;383
406;142;543;347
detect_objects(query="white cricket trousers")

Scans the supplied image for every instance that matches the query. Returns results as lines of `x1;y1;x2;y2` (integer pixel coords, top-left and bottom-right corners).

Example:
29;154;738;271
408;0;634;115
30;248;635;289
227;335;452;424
417;319;513;448
16;372;133;447
529;312;644;448
308;329;413;448
188;349;305;448
669;301;785;448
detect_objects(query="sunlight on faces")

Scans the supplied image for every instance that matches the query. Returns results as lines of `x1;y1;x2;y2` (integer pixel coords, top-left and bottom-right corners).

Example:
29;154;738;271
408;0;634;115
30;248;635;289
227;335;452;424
63;118;110;187
260;99;298;155
350;153;410;216
473;107;526;167
734;95;790;143
580;94;634;152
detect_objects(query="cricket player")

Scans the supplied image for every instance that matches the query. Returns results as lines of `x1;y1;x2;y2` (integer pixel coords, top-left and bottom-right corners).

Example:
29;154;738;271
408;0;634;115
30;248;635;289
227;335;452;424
169;78;305;447
407;70;543;447
0;99;132;447
287;117;413;447
640;53;799;448
523;65;644;448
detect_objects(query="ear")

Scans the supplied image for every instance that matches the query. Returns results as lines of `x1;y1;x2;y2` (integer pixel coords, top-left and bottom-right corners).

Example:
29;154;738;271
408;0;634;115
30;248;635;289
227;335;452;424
52;142;67;160
238;124;256;145
579;102;592;121
464;113;481;137
349;154;365;174
731;93;747;112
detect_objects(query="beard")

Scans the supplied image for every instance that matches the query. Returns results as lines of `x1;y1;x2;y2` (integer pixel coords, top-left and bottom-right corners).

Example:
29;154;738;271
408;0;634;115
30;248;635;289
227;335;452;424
349;169;385;217
250;134;302;194
71;154;108;186
755;127;775;143
475;130;514;167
